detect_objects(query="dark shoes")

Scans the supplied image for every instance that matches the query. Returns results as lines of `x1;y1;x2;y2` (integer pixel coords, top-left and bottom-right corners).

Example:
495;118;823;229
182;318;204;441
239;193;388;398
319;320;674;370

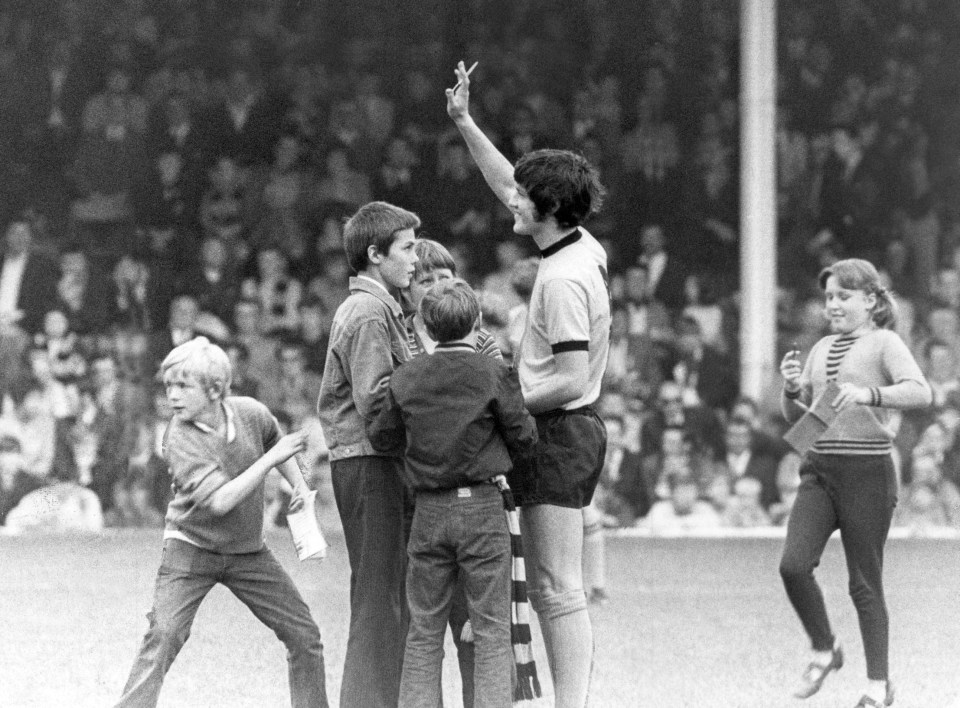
855;681;895;707
793;643;844;699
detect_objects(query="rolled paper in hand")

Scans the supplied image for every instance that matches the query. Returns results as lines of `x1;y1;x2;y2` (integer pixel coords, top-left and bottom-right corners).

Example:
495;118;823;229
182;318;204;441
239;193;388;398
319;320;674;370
286;488;328;562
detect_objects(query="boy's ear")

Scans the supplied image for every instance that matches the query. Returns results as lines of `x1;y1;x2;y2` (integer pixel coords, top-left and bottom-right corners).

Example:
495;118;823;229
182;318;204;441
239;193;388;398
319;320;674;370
367;244;384;265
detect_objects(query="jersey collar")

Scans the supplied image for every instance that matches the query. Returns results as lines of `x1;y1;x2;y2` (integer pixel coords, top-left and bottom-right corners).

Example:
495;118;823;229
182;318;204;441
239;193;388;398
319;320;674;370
539;228;582;258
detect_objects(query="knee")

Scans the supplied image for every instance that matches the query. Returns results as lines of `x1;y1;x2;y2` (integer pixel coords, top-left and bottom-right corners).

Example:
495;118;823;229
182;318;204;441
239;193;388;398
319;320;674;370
779;554;814;584
848;578;883;609
146;609;190;651
528;587;587;620
284;621;323;658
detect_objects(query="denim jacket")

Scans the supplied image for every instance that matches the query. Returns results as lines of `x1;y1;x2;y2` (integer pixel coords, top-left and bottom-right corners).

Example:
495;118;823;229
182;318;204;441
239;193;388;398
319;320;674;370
317;276;412;460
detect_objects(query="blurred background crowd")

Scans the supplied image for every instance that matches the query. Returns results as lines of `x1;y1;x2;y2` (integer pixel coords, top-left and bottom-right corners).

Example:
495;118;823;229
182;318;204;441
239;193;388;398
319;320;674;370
2;0;960;535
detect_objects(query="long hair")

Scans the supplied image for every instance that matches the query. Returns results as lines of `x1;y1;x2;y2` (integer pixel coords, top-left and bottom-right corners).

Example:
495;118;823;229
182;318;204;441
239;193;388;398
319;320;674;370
513;149;606;228
818;258;898;330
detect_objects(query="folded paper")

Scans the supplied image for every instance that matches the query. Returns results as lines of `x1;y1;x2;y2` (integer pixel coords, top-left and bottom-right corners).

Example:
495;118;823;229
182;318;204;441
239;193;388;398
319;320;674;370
783;381;841;455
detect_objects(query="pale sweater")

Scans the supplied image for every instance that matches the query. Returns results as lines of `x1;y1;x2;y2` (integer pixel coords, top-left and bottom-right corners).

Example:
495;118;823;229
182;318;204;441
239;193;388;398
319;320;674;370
781;328;932;455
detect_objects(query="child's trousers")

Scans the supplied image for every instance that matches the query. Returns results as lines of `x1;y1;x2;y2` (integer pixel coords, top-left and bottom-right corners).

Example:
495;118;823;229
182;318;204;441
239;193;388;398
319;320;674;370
400;482;513;708
116;539;328;707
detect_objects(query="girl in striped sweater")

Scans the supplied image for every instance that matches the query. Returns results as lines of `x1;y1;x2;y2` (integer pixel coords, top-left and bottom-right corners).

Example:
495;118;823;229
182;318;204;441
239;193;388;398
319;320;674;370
779;258;931;708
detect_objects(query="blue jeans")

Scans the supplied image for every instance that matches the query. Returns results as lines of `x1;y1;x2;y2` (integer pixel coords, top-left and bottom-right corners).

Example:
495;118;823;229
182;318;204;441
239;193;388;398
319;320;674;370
400;483;513;708
332;456;411;708
116;539;328;707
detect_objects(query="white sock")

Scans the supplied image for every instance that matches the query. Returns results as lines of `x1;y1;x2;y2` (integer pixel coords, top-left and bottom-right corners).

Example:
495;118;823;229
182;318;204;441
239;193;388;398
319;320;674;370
811;649;833;666
865;679;887;703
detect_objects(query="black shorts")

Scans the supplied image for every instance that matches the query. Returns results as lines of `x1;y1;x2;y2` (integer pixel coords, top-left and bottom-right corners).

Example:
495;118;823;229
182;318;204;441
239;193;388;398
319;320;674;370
508;406;607;508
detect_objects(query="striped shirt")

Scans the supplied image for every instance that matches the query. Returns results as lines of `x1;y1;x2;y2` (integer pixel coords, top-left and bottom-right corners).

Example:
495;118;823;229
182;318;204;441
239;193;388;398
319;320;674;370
405;312;503;361
784;328;930;456
825;334;856;382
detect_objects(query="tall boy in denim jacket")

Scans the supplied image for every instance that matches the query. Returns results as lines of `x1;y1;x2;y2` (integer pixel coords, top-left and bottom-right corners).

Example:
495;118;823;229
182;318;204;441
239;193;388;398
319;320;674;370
316;201;420;708
369;279;538;708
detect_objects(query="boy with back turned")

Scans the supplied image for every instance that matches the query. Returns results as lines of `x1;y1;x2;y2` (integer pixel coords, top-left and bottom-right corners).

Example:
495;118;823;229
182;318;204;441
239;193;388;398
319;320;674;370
369;278;538;708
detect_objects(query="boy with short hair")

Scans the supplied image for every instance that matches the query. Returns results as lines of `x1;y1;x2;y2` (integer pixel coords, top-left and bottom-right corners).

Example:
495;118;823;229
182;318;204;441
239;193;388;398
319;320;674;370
405;238;501;360
115;336;327;707
369;278;538;708
316;200;420;707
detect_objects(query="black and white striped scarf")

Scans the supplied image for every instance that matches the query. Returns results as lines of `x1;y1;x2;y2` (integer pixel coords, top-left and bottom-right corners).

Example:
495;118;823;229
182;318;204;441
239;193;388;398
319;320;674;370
492;473;542;702
461;475;542;702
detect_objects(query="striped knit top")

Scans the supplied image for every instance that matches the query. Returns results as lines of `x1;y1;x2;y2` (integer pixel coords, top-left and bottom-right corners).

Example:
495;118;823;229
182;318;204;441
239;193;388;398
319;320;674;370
781;328;931;456
405;312;503;361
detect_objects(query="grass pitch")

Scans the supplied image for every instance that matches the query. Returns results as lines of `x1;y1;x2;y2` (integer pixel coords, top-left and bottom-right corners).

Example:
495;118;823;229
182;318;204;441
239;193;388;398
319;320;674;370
2;508;959;707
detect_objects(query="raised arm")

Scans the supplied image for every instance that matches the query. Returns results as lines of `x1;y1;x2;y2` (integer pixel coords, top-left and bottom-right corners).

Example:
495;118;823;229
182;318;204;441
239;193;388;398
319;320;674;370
445;60;517;209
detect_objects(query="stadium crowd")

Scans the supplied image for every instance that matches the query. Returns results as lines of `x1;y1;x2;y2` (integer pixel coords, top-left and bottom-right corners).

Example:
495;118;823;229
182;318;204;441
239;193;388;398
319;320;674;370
2;0;960;534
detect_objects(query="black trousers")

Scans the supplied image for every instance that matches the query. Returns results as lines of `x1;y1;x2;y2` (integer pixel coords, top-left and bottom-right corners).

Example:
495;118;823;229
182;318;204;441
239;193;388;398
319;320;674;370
779;452;897;680
332;456;411;708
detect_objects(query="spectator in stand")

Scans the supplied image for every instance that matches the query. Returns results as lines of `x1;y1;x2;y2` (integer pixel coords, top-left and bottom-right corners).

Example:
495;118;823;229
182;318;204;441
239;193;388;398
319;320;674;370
622;264;673;343
433;139;496;252
70;59;150;270
0;379;58;480
17;37;95;184
641;380;725;465
817;123;884;260
206;64;286;167
316;146;372;214
247;131;322;264
109;253;153;333
198;154;256;264
721;477;772;528
352;70;396;150
149;295;201;370
0;213;59;337
498;254;539;366
296;296;332;377
124;382;174;513
80;353;143;512
0;435;45;525
34;309;88;386
3;459;104;533
55;246;112;338
681;273;729;354
258;339;322;425
223;341;261;400
668;315;739;414
174;235;242;331
240;246;304;335
913;300;960;367
923;339;960;410
25;347;82;474
768;452;804;526
145;90;215;180
636;222;687;312
322;98;380;176
479;239;531;316
104;465;165;529
641;473;722;533
895;450;960;532
232;297;281;386
680;131;739;291
371;135;426;218
132;150;203;235
592;412;649;527
718;416;782;513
